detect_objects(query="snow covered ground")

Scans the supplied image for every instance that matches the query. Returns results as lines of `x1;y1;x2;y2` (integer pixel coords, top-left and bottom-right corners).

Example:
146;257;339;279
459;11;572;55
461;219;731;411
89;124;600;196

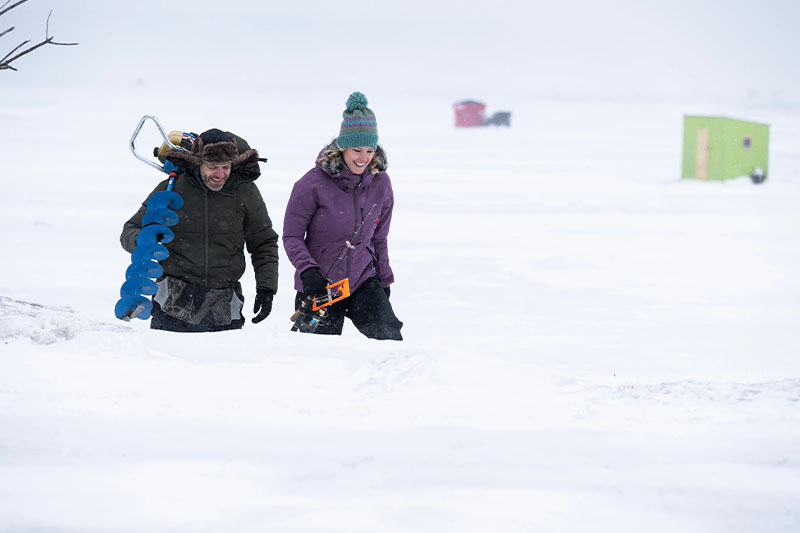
2;85;798;532
2;2;800;531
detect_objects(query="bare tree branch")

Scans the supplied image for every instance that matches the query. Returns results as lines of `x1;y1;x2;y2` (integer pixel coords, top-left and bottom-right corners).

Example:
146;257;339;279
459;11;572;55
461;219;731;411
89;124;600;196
0;0;30;18
1;37;48;70
43;10;75;46
0;1;76;71
0;37;26;62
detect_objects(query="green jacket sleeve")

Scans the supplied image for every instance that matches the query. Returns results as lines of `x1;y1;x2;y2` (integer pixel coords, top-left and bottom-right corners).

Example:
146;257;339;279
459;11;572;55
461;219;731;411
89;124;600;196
243;182;279;293
120;181;169;253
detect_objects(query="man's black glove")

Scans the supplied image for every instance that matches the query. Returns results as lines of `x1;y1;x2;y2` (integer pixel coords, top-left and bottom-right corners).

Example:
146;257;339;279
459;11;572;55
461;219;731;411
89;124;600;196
383;286;391;298
300;267;326;296
252;288;274;323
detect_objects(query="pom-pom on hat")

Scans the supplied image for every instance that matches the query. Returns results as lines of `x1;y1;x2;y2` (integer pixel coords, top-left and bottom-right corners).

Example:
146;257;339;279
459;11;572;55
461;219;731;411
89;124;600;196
337;91;378;149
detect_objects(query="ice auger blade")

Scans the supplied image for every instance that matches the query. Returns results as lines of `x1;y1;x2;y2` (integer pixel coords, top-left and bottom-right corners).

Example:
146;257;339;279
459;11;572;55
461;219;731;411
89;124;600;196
115;115;189;322
115;295;153;321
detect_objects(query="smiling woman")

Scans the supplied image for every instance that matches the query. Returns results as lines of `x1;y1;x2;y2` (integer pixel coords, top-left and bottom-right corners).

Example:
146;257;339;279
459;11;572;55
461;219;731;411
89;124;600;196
343;147;375;174
282;91;403;340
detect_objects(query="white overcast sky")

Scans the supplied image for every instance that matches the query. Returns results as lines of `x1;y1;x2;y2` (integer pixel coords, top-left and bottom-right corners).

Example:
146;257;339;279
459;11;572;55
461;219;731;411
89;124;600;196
5;0;800;102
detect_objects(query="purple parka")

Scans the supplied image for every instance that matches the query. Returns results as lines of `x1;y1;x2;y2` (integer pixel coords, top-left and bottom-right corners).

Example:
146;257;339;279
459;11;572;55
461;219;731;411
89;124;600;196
283;141;395;294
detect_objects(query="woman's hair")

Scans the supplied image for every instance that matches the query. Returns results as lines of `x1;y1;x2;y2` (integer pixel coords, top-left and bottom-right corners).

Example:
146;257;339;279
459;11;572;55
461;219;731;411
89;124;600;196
319;141;382;174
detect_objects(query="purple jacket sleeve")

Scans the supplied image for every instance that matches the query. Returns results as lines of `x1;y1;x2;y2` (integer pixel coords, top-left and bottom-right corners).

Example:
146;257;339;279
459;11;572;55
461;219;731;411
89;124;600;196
282;176;319;276
372;178;395;287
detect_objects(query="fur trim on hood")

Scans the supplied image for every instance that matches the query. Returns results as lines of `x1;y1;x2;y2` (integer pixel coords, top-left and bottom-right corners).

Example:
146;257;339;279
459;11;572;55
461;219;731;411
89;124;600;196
165;130;260;170
317;139;387;177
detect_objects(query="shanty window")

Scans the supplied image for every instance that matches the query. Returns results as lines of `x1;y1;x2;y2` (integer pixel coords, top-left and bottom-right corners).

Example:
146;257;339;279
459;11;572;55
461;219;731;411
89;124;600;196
743;137;752;148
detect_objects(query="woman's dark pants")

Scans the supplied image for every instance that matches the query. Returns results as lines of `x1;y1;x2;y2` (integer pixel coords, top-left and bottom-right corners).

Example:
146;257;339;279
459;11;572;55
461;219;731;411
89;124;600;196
294;277;403;340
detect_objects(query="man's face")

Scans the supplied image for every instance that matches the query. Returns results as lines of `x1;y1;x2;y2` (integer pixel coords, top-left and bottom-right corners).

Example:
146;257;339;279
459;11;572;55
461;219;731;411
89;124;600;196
199;161;232;191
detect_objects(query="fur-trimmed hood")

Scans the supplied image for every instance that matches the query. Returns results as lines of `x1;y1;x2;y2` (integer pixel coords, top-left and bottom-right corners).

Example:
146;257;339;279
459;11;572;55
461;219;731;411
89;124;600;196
165;129;261;171
316;139;387;177
167;130;263;196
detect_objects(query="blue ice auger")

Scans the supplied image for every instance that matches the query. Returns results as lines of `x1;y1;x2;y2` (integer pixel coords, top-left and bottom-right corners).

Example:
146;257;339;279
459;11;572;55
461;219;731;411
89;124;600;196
114;115;194;321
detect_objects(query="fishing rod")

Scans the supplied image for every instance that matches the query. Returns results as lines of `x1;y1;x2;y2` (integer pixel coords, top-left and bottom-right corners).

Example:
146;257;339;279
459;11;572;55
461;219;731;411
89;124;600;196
290;202;378;330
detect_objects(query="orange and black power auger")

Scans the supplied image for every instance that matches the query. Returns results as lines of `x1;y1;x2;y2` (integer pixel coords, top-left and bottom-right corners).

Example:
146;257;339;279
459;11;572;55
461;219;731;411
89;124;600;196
290;203;378;332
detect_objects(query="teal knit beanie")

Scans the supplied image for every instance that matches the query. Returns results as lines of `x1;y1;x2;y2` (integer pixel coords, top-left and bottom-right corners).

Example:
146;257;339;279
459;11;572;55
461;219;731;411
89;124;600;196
337;91;378;149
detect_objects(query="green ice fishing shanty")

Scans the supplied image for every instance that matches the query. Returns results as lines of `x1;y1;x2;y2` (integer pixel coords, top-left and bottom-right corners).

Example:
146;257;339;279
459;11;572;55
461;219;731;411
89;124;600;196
681;115;770;183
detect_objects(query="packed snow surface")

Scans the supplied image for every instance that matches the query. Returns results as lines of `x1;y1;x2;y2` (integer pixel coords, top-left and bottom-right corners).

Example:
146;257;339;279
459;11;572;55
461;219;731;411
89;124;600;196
2;1;800;531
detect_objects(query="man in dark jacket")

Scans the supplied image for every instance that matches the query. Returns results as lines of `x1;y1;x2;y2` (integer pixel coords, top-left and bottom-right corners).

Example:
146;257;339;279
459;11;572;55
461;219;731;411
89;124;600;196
121;128;279;332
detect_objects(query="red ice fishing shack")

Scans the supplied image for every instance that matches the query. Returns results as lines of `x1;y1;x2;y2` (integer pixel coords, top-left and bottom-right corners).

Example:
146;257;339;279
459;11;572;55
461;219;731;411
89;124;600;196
453;100;486;127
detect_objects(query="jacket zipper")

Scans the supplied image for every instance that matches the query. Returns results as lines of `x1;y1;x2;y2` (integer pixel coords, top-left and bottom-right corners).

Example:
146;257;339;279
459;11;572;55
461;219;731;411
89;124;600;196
203;188;209;286
347;187;358;278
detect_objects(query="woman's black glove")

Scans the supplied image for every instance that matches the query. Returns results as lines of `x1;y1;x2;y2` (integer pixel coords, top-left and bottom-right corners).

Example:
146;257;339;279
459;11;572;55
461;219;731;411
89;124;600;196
252;288;274;323
300;267;326;296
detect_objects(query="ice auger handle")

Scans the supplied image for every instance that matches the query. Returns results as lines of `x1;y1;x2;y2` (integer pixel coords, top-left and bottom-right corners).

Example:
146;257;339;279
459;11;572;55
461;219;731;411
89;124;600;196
129;115;191;174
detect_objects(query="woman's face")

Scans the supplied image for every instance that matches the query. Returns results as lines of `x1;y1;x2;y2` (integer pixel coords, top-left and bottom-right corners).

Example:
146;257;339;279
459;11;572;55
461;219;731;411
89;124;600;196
343;147;375;175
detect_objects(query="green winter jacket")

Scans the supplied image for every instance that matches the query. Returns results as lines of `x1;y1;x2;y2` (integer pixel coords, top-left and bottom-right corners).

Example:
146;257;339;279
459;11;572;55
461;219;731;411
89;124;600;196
121;165;279;293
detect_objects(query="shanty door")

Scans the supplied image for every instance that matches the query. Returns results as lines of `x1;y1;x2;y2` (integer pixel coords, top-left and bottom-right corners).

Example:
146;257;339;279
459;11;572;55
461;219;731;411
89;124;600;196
695;128;709;179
